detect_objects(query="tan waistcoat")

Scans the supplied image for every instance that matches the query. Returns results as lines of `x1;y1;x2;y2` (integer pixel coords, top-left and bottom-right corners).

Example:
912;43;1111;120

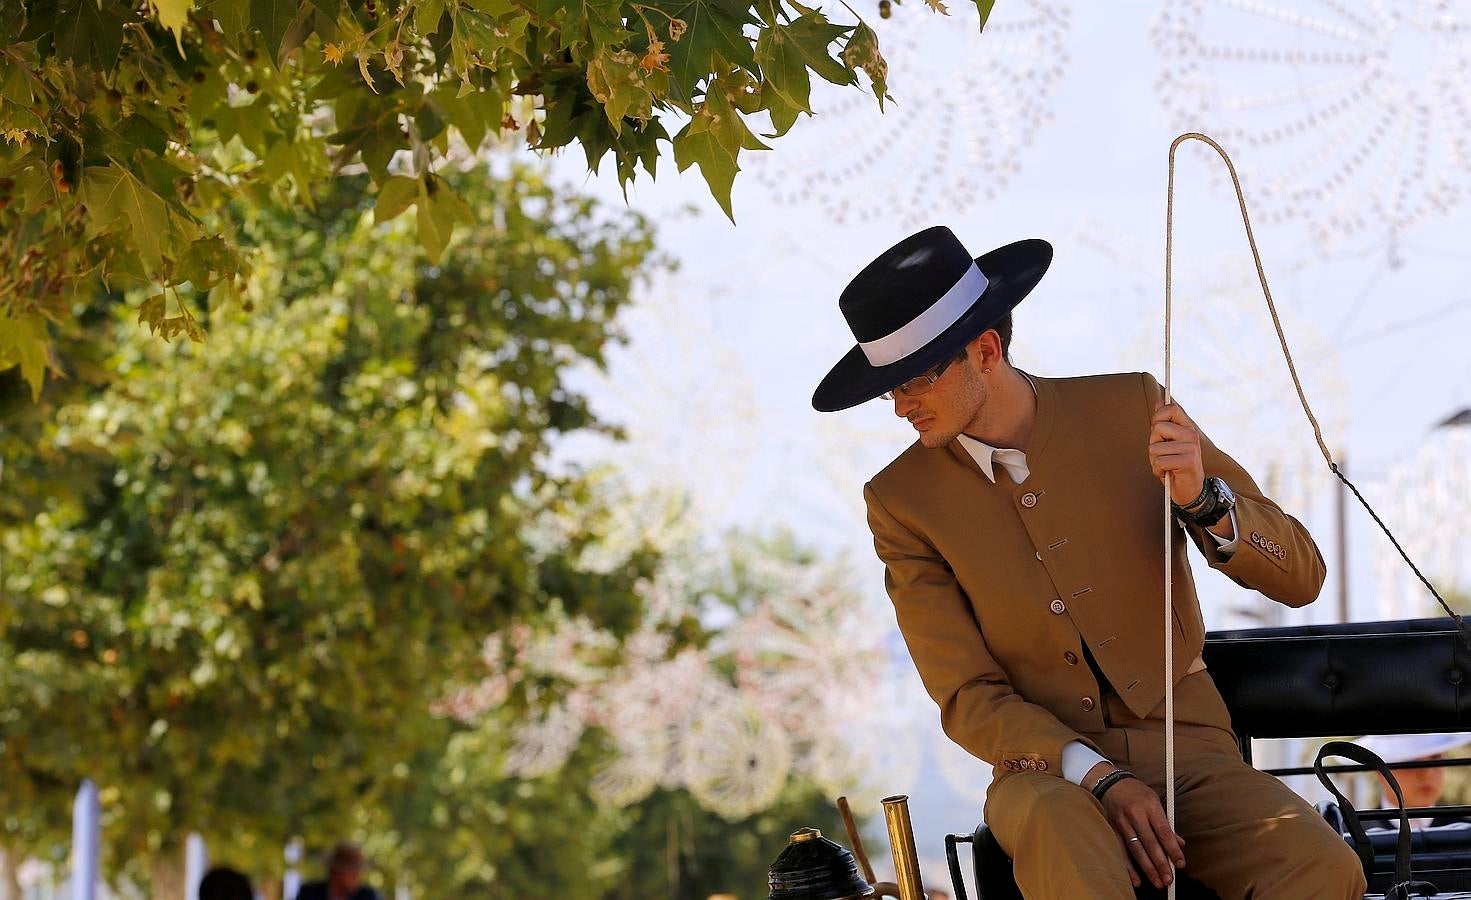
863;371;1327;776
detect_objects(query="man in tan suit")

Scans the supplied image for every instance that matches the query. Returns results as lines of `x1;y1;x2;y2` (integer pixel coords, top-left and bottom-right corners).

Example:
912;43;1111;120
813;227;1365;898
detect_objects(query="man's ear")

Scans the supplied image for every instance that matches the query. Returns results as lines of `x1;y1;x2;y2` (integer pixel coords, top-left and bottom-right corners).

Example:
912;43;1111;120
967;328;1001;366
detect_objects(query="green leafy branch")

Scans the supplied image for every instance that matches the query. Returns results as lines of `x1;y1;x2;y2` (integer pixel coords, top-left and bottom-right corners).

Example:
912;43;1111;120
0;0;997;400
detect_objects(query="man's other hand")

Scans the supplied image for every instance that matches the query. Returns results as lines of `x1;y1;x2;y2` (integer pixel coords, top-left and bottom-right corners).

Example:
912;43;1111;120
1101;776;1187;890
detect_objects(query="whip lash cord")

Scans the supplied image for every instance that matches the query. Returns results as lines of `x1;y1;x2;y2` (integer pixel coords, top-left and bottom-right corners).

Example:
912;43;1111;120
1162;131;1471;897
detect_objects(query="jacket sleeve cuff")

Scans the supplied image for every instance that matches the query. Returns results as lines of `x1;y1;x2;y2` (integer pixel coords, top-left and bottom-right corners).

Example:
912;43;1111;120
1061;740;1111;786
1191;495;1325;606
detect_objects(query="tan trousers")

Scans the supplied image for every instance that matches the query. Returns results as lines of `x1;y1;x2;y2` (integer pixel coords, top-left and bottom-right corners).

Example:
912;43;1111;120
984;671;1367;899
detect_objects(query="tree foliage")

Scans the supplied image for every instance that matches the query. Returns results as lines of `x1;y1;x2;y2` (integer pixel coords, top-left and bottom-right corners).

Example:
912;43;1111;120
0;0;994;399
0;164;661;890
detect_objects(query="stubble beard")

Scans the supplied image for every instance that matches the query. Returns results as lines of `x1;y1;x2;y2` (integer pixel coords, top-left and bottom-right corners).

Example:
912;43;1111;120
917;366;988;449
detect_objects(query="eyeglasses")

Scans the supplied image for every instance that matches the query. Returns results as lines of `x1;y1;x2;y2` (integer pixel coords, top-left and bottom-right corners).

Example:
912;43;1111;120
881;350;968;400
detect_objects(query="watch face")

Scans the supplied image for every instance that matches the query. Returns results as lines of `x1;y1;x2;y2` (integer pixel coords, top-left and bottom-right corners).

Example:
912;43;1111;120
1215;477;1235;505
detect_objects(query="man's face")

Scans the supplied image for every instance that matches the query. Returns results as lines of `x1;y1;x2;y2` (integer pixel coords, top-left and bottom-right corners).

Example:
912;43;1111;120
889;350;987;449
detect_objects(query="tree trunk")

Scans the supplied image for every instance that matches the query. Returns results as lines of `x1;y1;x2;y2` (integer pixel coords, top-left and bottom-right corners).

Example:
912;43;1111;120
150;848;186;900
0;842;22;900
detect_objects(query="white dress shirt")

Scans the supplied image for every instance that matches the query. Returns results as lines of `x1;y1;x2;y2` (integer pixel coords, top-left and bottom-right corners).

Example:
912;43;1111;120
955;373;1240;786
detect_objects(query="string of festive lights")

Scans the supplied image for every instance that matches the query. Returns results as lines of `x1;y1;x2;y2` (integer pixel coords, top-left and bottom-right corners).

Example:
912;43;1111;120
454;536;903;819
749;0;1073;227
1151;0;1471;254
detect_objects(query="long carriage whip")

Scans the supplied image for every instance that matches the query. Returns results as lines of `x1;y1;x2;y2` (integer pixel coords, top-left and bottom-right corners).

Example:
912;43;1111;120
1162;132;1471;899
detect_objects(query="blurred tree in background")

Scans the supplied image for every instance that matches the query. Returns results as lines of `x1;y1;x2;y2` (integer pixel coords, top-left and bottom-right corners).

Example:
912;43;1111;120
2;155;862;897
0;162;663;895
350;713;844;898
598;782;845;900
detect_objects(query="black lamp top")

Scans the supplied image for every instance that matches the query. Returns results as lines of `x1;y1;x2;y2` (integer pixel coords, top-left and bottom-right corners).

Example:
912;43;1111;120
767;827;876;900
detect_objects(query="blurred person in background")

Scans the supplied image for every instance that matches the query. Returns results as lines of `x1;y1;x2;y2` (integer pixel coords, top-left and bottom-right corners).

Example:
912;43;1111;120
295;842;381;900
199;866;253;900
1359;733;1471;830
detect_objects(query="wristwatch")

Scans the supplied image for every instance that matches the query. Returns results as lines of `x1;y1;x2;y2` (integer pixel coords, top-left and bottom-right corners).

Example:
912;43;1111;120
1173;476;1235;528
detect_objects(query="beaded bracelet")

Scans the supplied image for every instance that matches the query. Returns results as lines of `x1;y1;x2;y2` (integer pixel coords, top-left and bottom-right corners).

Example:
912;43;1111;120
1175;480;1212;512
1090;768;1138;801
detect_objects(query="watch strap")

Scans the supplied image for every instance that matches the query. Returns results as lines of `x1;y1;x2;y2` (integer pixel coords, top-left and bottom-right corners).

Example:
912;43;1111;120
1184;477;1233;527
1191;498;1232;527
1172;479;1218;522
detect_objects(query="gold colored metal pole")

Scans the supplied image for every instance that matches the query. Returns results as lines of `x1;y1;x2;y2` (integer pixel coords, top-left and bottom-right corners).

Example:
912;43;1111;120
881;795;925;900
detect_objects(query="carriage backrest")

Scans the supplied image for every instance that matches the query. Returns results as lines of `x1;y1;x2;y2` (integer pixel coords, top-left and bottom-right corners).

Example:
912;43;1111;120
1202;616;1471;759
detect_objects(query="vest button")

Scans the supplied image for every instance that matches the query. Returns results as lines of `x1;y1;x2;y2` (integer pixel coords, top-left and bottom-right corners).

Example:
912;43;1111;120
1049;599;1066;615
1021;492;1038;508
1081;696;1095;712
1064;651;1079;666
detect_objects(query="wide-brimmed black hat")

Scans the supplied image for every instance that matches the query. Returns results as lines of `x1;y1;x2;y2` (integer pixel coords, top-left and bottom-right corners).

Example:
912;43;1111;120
812;227;1052;412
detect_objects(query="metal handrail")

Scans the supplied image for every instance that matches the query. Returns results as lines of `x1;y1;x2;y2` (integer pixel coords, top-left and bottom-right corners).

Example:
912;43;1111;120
1356;805;1471;822
1266;756;1471;778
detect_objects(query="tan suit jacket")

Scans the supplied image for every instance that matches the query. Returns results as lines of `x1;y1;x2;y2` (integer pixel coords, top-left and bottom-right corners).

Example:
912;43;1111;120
863;371;1326;777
